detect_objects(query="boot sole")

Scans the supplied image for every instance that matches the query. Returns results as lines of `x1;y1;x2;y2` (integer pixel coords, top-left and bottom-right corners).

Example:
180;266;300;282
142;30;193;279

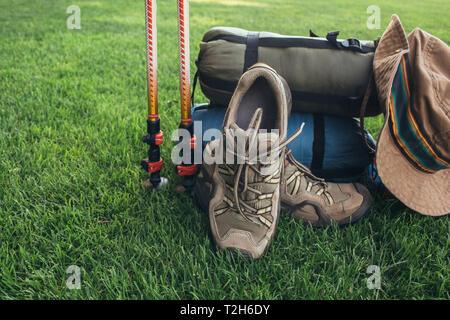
281;183;372;228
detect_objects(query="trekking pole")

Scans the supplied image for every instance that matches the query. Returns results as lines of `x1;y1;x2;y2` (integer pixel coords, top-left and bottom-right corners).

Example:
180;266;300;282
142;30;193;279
141;0;169;190
175;0;198;193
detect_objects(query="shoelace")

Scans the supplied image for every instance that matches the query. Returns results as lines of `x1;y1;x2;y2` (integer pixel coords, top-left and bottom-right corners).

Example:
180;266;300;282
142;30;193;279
285;149;331;200
226;109;305;223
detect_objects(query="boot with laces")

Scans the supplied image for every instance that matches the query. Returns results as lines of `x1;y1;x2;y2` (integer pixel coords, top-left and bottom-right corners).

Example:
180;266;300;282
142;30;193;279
281;150;372;227
194;63;301;259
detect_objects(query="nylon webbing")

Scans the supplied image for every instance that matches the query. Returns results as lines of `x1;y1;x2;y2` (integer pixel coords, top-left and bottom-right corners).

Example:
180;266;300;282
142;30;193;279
206;34;376;53
243;32;260;72
199;72;364;110
311;114;325;172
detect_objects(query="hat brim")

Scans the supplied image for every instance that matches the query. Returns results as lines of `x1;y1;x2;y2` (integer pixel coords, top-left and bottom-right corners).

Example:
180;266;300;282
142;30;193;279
376;119;450;216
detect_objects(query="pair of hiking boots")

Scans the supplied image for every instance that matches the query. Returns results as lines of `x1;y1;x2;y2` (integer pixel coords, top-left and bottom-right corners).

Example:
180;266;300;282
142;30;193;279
194;63;371;259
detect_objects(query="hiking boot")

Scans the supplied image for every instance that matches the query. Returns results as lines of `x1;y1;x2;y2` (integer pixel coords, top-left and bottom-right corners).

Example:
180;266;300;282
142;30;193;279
195;63;301;259
280;150;372;227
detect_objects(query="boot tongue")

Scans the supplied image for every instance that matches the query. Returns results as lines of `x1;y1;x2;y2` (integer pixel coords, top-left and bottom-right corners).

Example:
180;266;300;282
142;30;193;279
256;132;281;175
224;126;281;176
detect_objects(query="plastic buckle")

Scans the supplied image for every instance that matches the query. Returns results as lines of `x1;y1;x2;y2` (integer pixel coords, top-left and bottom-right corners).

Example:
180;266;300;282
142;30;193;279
341;38;362;52
142;158;163;173
176;164;198;176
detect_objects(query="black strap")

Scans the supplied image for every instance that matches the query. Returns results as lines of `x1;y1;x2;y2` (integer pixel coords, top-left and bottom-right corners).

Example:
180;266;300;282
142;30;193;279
206;34;375;53
309;29;319;37
291;91;362;109
243;32;260;72
326;30;367;53
311;114;325;172
326;31;340;48
199;72;364;110
359;72;376;156
312;166;368;180
191;70;199;107
358;36;379;157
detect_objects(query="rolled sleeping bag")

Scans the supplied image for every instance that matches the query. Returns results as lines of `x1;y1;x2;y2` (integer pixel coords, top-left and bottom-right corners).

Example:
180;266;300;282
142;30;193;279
196;27;381;118
191;104;376;182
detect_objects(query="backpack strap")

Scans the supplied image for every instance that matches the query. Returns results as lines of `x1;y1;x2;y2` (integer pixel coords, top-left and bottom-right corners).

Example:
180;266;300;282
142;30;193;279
309;29;320;37
311;114;325;173
359;39;380;156
243;32;260;72
359;72;377;155
190;70;199;107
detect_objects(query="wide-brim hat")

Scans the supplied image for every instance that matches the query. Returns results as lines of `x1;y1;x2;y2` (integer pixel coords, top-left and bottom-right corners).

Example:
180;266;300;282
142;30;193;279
374;15;450;216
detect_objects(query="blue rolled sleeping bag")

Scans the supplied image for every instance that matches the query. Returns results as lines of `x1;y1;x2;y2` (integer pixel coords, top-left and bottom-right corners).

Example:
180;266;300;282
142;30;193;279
191;104;376;182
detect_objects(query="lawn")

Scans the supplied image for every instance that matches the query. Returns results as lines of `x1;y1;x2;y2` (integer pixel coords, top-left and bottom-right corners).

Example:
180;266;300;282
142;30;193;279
0;0;448;299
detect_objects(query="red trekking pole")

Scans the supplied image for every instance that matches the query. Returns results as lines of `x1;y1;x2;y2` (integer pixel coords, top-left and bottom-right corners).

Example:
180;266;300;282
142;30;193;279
175;0;198;193
141;0;169;190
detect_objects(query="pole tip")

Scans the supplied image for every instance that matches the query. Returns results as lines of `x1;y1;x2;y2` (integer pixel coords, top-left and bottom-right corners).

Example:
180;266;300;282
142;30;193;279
142;177;170;191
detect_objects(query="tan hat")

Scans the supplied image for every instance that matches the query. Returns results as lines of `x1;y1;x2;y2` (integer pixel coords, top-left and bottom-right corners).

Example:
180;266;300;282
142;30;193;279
373;15;450;216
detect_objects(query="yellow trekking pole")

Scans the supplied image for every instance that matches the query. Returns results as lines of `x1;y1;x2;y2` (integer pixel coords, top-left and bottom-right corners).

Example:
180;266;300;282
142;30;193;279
175;0;198;193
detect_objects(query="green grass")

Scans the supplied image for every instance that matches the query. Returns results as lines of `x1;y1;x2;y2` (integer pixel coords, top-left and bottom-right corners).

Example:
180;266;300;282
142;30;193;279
0;0;448;300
